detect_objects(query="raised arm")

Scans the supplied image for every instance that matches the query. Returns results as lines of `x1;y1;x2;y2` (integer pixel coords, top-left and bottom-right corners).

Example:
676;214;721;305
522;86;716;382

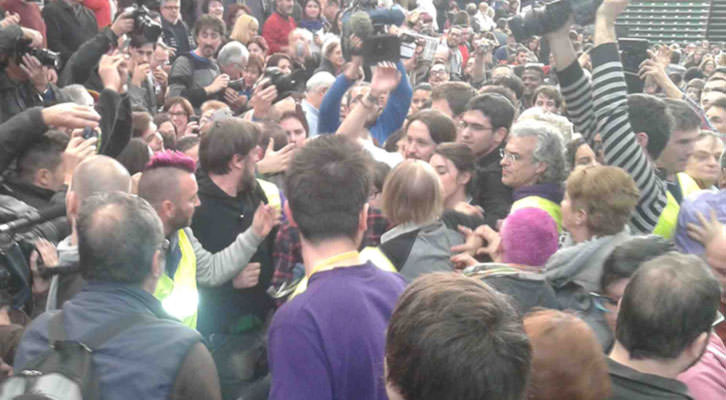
590;0;667;233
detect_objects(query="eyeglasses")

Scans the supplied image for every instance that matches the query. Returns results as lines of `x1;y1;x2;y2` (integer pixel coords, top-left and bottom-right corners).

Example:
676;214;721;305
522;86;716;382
590;292;619;313
499;148;522;162
459;120;493;132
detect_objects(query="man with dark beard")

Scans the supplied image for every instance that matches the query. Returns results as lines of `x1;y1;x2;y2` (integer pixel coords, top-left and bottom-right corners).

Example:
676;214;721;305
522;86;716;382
137;151;278;329
190;118;278;345
168;15;228;109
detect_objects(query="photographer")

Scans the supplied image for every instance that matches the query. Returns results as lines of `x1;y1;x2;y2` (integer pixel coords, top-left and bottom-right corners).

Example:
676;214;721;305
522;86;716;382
128;33;168;114
41;0;98;66
167;15;226;110
58;10;134;91
319;36;412;144
0;24;63;123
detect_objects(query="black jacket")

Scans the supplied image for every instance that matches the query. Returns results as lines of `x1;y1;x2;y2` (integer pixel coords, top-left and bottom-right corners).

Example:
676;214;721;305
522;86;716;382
473;144;512;228
0;71;63;124
42;0;97;66
58;27;118;91
0;107;46;174
190;171;276;336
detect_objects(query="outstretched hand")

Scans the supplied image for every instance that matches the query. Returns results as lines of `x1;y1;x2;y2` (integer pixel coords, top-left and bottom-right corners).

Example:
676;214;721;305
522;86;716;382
370;61;401;97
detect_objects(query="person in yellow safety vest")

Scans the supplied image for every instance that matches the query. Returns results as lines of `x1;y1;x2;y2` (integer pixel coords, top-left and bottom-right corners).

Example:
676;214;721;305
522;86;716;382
500;121;569;232
137;151;279;329
650;99;704;239
652;172;702;239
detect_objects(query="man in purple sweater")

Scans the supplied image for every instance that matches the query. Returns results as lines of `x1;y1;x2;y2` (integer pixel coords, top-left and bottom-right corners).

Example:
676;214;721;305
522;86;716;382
268;135;406;399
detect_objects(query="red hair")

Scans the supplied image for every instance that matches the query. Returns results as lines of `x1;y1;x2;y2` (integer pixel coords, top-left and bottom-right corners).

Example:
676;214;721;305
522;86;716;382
145;150;196;173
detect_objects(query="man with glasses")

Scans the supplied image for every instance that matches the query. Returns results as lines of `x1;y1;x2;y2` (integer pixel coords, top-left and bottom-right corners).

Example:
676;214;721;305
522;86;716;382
160;0;193;59
168;15;228;109
500;120;568;232
457;93;515;228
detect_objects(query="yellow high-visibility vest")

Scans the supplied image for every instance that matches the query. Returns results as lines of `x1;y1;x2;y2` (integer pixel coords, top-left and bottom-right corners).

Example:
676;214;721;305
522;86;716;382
510;195;563;232
154;229;198;329
288;247;397;300
653;173;702;239
257;179;281;213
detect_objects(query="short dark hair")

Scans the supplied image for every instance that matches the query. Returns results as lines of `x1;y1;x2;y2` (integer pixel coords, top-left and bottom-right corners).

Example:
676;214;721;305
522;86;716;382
132;111;153;138
193;14;225;38
600;235;674;292
627;94;674;159
17;130;68;181
405;110;457;144
616;252;721;360
433;143;475;196
466;93;516;132
176;135;200;153
129;32;156;49
386;273;531;400
284;135;372;244
532;85;563;108
479;84;518;108
117;138;151;175
199;118;259;175
684;66;705;83
430;82;476;117
78;192;164;284
163;96;194;116
413;83;432;92
492;75;524;100
664;98;701;132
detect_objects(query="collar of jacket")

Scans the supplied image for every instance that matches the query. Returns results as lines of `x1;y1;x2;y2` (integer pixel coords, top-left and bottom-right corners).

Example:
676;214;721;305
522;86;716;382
1;177;57;202
512;182;564;204
195;168;265;205
476;143;505;169
81;281;176;321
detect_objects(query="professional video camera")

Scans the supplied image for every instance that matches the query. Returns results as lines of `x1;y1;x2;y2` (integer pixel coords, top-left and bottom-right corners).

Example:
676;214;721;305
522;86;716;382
15;38;60;70
341;0;406;64
124;4;163;43
0;198;67;314
508;0;602;42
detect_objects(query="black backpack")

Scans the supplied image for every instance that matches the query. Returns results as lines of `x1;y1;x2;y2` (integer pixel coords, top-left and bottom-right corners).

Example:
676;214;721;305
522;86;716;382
0;311;152;400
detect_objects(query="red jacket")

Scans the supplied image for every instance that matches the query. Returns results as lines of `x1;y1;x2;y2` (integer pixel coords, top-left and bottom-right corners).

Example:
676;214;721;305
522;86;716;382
0;0;46;46
262;12;295;54
83;0;111;29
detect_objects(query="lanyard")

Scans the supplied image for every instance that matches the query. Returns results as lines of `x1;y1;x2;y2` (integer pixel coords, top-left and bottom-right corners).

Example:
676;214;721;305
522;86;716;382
308;251;361;278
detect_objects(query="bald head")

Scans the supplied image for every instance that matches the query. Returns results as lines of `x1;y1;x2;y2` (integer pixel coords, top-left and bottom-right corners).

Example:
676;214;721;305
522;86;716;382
70;156;132;201
137;167;188;208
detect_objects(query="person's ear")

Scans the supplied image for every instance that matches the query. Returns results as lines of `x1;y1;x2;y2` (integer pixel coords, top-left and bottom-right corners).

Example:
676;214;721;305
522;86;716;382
160;199;175;220
359;203;369;234
66;190;78;220
34;168;52;189
493;127;508;147
635;132;649;151
283;201;297;228
534;161;547;178
231;153;246;171
458;171;472;186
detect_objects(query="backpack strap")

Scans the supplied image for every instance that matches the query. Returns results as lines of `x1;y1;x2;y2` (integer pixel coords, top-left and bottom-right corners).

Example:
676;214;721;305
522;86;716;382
47;311;157;350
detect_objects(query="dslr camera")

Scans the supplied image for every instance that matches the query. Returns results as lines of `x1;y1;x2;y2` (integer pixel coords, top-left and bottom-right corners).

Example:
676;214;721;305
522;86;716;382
124;4;163;43
15;39;60;70
255;67;306;102
508;0;602;42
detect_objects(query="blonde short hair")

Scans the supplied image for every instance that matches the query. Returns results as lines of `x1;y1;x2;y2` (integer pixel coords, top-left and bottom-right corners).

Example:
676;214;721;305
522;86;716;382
566;165;640;236
382;160;443;226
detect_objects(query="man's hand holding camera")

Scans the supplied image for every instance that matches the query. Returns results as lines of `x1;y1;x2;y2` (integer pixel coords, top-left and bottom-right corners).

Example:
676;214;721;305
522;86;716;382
20;54;48;93
111;10;136;38
205;73;230;95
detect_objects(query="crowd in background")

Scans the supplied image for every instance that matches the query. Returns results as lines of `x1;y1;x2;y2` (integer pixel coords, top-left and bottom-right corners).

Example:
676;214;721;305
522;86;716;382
0;0;724;398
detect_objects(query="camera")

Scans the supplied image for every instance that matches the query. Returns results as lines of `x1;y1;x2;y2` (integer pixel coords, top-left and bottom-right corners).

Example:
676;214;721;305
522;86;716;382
257;67;305;102
15;39;60;70
228;79;246;91
124;5;162;43
508;0;602;42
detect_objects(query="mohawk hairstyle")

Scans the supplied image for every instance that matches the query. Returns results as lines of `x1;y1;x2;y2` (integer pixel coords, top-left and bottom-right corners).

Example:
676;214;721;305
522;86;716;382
144;150;196;173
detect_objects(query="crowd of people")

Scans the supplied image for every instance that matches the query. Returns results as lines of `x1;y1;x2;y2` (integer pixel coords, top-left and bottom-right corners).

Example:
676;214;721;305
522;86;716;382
0;0;724;398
